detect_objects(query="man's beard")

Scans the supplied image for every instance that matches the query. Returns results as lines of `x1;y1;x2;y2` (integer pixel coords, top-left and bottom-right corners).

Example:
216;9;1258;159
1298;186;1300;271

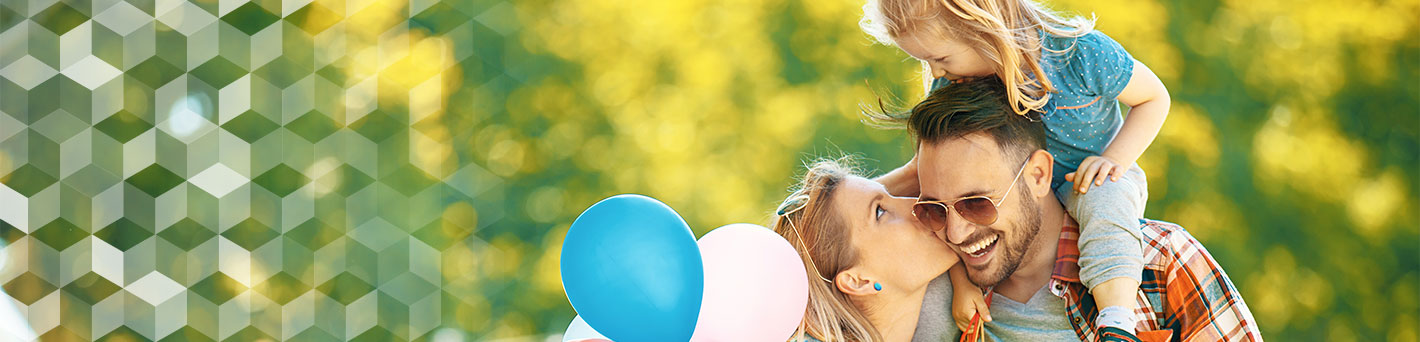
967;185;1043;287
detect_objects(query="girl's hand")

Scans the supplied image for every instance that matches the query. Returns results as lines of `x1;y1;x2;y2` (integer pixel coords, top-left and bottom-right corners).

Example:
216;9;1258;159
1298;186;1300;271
1064;155;1124;194
952;282;991;331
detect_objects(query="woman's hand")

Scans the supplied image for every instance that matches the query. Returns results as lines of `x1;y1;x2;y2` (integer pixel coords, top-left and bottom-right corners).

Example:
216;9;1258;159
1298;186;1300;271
875;153;920;197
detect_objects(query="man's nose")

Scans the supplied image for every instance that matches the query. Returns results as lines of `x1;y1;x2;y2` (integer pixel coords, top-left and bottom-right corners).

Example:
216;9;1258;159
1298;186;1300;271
943;211;972;245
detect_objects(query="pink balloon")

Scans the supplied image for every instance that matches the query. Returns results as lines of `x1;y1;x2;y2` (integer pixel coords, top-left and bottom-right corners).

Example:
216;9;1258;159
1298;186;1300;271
691;224;809;342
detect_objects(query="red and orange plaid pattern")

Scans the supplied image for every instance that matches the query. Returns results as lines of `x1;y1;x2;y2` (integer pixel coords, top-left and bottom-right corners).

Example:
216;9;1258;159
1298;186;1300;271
962;218;1263;342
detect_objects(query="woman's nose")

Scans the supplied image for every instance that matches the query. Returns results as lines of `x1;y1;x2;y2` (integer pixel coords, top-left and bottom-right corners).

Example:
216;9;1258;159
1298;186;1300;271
893;197;940;234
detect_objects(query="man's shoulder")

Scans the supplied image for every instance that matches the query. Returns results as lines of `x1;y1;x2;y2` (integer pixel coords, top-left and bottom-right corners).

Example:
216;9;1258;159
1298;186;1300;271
1136;219;1211;267
1138;218;1193;245
1132;219;1263;341
1138;218;1186;238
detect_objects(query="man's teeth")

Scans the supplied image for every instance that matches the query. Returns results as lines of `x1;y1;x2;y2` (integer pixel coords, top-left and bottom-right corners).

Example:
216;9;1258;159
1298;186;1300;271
963;234;999;254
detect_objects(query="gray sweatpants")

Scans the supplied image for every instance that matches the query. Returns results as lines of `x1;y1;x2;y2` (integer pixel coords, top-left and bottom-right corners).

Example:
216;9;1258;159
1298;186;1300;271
1055;165;1149;289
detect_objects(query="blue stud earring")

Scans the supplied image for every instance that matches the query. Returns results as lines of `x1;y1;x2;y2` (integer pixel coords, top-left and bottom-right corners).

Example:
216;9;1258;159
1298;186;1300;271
873;282;883;291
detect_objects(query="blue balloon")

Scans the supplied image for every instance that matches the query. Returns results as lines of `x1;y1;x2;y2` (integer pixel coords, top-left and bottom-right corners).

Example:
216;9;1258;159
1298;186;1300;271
561;194;704;342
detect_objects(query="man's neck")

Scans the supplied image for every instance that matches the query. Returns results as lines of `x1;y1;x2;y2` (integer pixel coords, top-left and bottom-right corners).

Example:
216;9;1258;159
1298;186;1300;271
861;284;931;342
994;191;1068;303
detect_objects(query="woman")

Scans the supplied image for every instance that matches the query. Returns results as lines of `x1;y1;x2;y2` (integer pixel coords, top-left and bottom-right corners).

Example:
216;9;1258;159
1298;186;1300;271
771;157;959;341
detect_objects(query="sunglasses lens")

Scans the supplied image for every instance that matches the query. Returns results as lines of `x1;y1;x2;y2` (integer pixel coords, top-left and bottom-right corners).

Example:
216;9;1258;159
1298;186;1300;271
913;203;948;230
955;198;998;225
777;195;809;215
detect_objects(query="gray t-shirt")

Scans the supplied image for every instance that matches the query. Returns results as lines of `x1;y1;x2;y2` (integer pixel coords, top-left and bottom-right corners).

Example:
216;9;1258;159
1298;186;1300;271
912;273;961;341
980;285;1082;341
912;274;1082;342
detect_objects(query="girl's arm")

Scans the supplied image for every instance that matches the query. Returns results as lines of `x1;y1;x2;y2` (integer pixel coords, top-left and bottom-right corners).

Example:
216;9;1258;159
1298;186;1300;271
870;62;933;198
875;59;964;197
1067;60;1170;189
1105;60;1170;168
949;264;990;331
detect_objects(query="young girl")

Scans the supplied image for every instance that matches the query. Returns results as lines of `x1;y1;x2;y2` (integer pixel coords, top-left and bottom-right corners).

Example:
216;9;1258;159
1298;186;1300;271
862;0;1171;338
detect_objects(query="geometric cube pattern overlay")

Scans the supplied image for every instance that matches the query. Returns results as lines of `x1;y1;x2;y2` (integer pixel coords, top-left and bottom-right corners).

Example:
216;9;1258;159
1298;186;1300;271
0;0;503;340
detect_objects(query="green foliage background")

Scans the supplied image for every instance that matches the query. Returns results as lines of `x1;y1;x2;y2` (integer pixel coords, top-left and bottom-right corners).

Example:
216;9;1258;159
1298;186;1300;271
0;0;1415;340
488;0;1420;340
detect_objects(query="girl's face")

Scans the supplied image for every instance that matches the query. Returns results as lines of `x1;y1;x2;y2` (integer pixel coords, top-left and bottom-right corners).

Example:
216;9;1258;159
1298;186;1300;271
832;176;958;292
895;32;995;80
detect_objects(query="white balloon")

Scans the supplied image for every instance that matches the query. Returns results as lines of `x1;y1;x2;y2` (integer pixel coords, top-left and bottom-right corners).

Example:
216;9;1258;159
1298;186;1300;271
562;315;612;342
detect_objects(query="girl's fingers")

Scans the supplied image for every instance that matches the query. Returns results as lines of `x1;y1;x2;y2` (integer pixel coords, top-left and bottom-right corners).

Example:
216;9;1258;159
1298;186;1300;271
954;307;973;330
1071;161;1091;191
1078;162;1103;193
1096;164;1112;186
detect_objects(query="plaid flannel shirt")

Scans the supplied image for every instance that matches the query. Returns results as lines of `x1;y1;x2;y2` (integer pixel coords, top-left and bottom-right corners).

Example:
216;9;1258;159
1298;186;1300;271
961;217;1264;342
1050;218;1264;342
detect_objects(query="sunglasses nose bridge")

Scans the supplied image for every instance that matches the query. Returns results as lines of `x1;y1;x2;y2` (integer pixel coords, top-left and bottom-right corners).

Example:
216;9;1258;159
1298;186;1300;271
941;202;980;244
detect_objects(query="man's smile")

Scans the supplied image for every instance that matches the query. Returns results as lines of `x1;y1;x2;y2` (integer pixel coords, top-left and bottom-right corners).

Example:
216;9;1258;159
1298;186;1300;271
956;232;1000;266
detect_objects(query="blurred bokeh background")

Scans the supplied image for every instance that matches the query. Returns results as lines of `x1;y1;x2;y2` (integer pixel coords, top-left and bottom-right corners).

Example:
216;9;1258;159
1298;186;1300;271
0;0;1415;340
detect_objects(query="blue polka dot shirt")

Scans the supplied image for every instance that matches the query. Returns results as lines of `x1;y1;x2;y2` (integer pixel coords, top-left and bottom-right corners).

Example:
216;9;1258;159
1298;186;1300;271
931;30;1136;191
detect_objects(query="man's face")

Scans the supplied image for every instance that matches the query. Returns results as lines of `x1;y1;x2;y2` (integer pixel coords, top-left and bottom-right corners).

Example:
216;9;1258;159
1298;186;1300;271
916;133;1044;287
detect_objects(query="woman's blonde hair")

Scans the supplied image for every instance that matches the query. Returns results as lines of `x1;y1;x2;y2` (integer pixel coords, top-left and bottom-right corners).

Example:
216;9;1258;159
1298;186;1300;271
860;0;1095;115
771;157;881;341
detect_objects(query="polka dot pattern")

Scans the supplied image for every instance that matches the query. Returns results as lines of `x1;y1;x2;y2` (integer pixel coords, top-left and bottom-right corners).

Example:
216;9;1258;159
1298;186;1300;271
927;30;1137;191
1038;30;1136;190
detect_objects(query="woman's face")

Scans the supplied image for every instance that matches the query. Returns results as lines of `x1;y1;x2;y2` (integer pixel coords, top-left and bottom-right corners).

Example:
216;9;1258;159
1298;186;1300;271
894;32;995;80
832;176;958;292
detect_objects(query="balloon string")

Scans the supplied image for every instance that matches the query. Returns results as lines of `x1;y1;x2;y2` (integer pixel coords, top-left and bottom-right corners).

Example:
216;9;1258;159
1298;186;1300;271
958;288;994;342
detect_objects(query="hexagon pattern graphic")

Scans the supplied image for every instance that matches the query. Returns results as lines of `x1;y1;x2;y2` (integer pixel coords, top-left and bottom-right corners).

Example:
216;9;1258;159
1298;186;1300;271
0;0;505;340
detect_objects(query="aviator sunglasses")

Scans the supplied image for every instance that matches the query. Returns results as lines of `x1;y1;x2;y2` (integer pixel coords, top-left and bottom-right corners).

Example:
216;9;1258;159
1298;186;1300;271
776;194;833;283
911;158;1030;230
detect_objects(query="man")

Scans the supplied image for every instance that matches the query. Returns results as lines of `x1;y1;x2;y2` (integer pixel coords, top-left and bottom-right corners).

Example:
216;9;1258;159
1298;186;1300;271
892;77;1262;341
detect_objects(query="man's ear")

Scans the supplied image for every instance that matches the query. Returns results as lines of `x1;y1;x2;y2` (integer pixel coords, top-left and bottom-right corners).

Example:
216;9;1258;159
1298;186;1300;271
1024;149;1054;198
834;267;879;296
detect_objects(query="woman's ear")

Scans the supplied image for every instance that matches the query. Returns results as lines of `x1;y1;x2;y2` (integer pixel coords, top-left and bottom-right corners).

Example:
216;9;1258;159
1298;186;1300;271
1025;149;1054;198
834;267;879;296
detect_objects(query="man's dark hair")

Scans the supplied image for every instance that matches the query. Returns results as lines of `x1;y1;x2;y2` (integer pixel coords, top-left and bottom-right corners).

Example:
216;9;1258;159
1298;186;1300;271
909;76;1048;161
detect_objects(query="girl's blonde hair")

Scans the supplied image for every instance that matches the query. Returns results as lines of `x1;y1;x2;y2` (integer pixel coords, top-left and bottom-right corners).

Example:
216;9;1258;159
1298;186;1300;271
771;158;880;341
860;0;1095;115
